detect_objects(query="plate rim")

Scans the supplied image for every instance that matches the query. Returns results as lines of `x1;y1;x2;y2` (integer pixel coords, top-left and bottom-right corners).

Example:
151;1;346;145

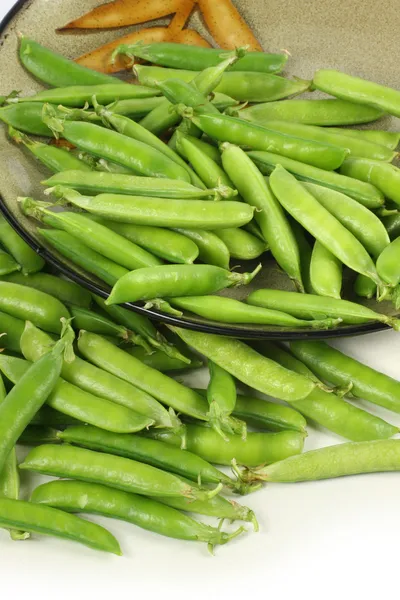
0;0;388;340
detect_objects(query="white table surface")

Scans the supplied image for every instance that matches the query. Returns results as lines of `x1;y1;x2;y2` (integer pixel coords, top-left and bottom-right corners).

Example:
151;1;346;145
1;1;400;597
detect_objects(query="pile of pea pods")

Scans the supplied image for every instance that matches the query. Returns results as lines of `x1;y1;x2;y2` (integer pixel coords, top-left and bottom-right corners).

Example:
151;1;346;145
1;37;400;555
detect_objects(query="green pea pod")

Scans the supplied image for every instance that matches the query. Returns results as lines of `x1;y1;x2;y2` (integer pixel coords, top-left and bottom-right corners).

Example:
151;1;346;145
108;96;165;118
77;331;209;421
2;272;92;309
69;306;147;347
313;69;400;118
38;229;128;286
382;213;400;240
340;157;400;207
50;186;255;230
106;263;261;305
0;497;121;554
92;295;190;365
169;296;340;329
259;120;396;161
20;322;174;429
19;426;61;446
247;289;400;330
31;405;80;428
31;480;244;548
354;274;377;299
170;326;316;401
232;393;307;433
148;424;306;467
206;361;245;441
0;249;20;276
289;219;313;294
0;281;69;334
237;98;385;126
19;36;122;87
21;444;215;502
0;353;153;434
376;237;400;287
269;165;383;287
58;425;238;490
188;112;348;170
221;143;303;289
215;228;268;260
125;346;203;372
0;373;29;541
173;228;230;270
244;439;400;483
13;83;159;107
117;42;286;73
0;213;45;274
42;116;191;182
0;323;72;473
248;150;384;209
0;103;54;136
175;132;236;192
0;311;24;352
310;240;342;299
328;128;400;150
89;218;199;265
302;182;390;258
258;341;398;441
8;126;92;173
173;132;222;165
22;198;162;270
43;169;215;199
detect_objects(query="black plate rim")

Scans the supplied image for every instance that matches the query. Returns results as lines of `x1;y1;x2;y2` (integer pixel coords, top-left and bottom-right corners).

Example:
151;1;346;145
0;0;388;340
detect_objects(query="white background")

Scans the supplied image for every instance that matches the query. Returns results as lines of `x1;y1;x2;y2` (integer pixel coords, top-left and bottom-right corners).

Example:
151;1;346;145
1;1;400;598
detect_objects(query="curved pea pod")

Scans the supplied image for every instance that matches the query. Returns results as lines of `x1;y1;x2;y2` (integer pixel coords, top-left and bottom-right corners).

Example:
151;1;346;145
290;340;400;415
0;497;121;554
148;424;306;467
310;240;342;300
0;281;69;334
215;228;268;260
0;311;24;352
313;69;400;118
170;326;316;401
175;132;236;192
221;143;303;289
117;41;286;73
236;98;385;126
50;186;255;229
8;127;92;174
0;353;153;434
257;341;399;441
302;182;390;259
0;214;45;274
377;238;400;288
0;249;20;276
31;480;243;548
328;128;400;150
42;116;191;182
173;228;230;269
20;444;215;501
244;439;400;483
258;120;396;161
125;346;203;372
13;83;159;107
58;425;239;491
43;170;215;199
19;36;122;87
0;102;54;136
22;198;162;270
107;263;260;305
173;132;222;165
247;289;400;330
232;394;307;433
77;331;210;421
354;274;377;299
169;296;340;329
269;165;383;287
2;272;92;309
21;322;174;429
289;219;313;294
188;112;348;170
248;150;384;209
39;229;128;287
92;295;190;365
90;219;199;265
340;157;400;207
206;361;245;441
